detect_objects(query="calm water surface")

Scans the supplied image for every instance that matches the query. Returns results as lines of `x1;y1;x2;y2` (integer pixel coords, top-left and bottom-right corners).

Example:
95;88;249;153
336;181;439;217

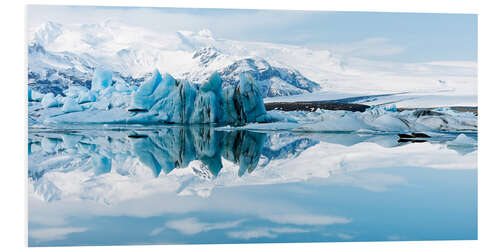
27;125;477;246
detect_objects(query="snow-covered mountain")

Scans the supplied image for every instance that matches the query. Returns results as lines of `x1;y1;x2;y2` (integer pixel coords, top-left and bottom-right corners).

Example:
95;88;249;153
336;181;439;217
27;21;321;97
27;20;477;106
28;42;149;95
183;48;320;97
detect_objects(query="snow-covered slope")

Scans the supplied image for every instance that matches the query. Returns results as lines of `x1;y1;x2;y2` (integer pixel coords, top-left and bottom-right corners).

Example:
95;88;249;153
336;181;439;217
183;53;320;97
27;20;477;106
28;21;321;98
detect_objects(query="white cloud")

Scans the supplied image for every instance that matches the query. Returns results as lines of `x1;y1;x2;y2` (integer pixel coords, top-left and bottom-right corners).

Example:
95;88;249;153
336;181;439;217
327;172;407;192
227;227;309;240
309;37;405;58
26;5;311;44
29;227;87;242
425;61;477;68
337;233;354;240
263;214;351;225
151;217;245;236
387;234;402;241
227;229;277;240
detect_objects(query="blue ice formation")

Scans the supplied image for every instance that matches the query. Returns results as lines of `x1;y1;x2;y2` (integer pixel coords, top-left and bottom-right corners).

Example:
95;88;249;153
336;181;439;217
41;92;60;108
30;69;271;125
130;127;266;177
28;88;45;102
62;97;83;113
90;68;112;92
129;69;271;124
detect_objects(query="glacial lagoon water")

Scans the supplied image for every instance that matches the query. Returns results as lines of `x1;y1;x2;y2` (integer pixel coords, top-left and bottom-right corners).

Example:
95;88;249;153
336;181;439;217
27;125;477;246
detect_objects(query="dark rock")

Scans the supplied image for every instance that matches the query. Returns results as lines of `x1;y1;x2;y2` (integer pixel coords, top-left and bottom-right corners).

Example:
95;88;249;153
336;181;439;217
128;108;149;112
265;101;370;112
413;110;443;117
128;134;148;139
411;132;431;138
398;133;414;139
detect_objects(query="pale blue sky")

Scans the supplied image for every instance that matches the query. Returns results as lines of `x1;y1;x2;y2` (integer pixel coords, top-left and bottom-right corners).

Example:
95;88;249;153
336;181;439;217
27;5;477;63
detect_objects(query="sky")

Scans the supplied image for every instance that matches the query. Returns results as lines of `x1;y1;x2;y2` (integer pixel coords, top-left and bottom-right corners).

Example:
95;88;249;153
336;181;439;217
27;5;477;63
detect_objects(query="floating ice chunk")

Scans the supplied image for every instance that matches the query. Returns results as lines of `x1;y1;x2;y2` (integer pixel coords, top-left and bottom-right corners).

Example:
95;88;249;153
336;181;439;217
237;73;270;122
92;96;112;111
33;91;44;102
241;121;301;131
134;72;166;108
370;114;409;132
149;78;197;123
448;134;476;146
41;93;59;108
191;91;218;123
28;142;42;155
110;92;130;109
91;68;113;92
221;86;238;122
385;104;397;112
446;133;477;155
64;85;88;98
99;86;116;98
114;82;130;92
221;73;272;124
28;88;44;102
37;70;273;125
267;111;298;123
294;115;370;132
78;91;96;104
131;69;176;110
190;72;223;123
62;97;83;113
201;72;223;95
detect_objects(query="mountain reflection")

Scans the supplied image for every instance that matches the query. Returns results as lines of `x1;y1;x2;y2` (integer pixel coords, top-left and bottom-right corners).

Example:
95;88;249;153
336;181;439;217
28;127;311;181
28;126;477;185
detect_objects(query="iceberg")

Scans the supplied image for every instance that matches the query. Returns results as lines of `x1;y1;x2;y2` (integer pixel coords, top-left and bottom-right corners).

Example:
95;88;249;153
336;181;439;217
244;106;477;133
130;69;175;110
28;69;476;133
28;88;44;102
40;92;60;108
61;97;83;113
35;69;272;125
90;68;113;92
446;133;477;155
448;133;476;146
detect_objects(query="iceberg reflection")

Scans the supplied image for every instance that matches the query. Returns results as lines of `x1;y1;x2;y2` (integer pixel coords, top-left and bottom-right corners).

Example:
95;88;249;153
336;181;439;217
28;127;277;182
131;127;266;178
28;127;477;184
27;126;477;246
